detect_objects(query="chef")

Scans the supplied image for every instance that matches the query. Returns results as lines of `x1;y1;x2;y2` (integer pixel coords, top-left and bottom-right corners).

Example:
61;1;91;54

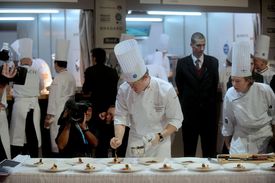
110;39;183;158
9;38;42;158
222;41;275;154
253;35;274;85
44;39;76;154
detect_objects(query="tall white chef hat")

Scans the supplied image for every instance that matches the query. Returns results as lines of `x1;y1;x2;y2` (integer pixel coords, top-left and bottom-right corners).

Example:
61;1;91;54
55;39;70;62
114;39;147;82
159;33;170;51
231;41;252;77
254;34;270;60
11;38;33;60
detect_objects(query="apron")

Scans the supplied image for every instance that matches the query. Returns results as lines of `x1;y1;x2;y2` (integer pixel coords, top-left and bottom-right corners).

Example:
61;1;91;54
10;97;41;147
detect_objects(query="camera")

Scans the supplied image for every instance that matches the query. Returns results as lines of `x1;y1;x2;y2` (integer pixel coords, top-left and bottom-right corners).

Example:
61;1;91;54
64;100;92;124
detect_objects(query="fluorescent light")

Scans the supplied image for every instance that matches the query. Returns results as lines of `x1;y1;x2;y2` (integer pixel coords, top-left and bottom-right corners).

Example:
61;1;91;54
0;17;35;21
0;9;59;14
126;17;162;22
147;11;202;16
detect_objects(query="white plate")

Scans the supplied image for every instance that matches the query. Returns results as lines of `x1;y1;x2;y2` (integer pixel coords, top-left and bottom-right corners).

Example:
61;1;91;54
38;163;71;173
150;163;184;172
223;163;257;172
173;157;208;166
64;157;94;166
72;163;106;173
138;157;164;165
258;162;275;171
110;163;144;173
23;158;53;167
187;163;221;172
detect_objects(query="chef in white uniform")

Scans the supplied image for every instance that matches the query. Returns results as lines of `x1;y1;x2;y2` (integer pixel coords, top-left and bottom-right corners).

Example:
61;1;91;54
222;41;275;154
44;39;76;154
253;35;275;84
9;38;42;158
110;39;183;158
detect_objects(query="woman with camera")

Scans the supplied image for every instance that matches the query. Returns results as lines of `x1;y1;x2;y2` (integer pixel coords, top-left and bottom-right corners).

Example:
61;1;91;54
56;100;98;158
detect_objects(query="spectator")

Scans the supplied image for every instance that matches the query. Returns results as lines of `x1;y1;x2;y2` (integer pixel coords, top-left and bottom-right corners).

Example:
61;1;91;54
56;99;98;157
175;32;219;158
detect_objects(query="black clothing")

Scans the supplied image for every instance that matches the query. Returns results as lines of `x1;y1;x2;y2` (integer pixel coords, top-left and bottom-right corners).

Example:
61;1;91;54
82;64;119;113
176;54;219;158
56;117;98;158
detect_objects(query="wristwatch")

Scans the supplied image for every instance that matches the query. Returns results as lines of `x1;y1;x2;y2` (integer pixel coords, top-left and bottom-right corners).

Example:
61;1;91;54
157;132;164;142
82;128;89;133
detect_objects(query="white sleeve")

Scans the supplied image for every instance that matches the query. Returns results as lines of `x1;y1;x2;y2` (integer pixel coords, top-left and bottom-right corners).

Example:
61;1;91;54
114;86;130;127
264;85;275;125
222;93;235;136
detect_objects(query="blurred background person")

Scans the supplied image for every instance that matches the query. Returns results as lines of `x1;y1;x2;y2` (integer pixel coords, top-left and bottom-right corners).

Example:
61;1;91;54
222;41;275;154
252;34;275;92
82;48;118;158
56;99;98;158
175;32;219;158
44;39;76;156
9;38;42;158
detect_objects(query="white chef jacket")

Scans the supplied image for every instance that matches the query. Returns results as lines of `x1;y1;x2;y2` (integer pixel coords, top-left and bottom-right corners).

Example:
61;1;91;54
0;86;10;159
258;66;275;85
222;82;275;154
47;70;76;152
115;77;183;158
10;64;42;147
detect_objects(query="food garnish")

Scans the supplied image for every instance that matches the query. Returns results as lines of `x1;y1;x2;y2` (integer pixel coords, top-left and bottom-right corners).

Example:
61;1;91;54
85;163;95;170
50;163;58;170
122;164;131;171
34;158;43;165
159;163;172;169
234;163;245;169
78;158;83;163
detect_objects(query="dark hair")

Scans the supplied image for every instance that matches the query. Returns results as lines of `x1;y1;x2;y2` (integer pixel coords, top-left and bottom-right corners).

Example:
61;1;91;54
91;48;106;65
54;60;67;68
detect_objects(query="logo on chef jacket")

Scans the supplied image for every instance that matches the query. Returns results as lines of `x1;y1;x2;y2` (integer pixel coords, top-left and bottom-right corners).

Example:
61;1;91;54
132;74;137;79
224;118;229;124
223;43;229;55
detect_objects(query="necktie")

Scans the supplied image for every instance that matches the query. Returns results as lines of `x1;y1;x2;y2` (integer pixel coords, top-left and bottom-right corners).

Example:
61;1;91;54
195;60;200;70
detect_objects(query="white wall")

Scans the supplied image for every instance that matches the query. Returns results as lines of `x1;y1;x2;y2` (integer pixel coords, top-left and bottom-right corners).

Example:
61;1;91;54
136;12;255;68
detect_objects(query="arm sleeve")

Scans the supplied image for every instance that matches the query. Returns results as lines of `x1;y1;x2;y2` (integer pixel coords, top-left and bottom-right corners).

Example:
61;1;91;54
114;86;130;127
222;93;235;136
165;87;183;130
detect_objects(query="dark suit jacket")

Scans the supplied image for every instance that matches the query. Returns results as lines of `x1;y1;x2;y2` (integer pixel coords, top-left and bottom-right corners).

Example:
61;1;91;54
175;54;219;125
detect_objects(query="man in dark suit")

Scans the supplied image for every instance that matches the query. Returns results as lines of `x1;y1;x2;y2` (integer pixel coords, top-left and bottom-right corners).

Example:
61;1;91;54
175;32;219;158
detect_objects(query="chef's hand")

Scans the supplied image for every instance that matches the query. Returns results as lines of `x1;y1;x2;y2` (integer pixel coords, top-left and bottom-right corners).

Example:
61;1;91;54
44;114;54;129
143;133;159;146
110;137;122;149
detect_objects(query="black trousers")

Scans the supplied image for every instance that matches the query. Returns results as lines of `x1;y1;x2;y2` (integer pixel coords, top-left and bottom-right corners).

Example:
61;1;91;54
11;109;39;158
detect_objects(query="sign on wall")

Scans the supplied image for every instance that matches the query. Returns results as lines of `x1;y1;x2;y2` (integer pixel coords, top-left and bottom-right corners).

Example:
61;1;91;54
95;0;126;48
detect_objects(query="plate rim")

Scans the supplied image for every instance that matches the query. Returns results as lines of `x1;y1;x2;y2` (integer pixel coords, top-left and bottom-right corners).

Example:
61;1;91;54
110;163;143;173
149;163;184;172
